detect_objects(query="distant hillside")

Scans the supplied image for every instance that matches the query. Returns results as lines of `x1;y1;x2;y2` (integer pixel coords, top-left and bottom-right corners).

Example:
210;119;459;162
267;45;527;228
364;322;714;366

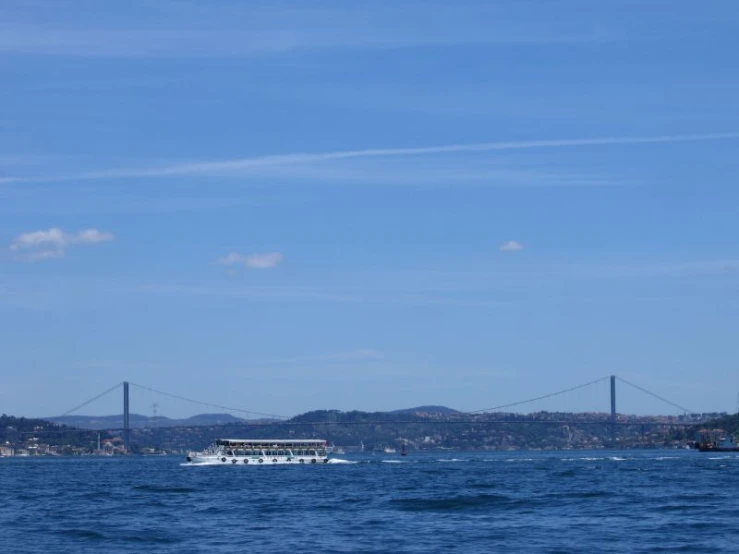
46;412;248;430
7;407;718;453
692;413;739;434
1;414;101;448
179;413;253;426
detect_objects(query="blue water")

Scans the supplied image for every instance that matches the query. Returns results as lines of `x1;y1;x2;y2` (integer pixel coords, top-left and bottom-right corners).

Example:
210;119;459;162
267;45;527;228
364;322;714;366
1;450;738;553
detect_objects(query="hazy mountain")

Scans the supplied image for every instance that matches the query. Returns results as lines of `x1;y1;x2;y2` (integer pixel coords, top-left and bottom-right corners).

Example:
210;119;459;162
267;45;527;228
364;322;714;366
45;408;460;429
390;405;461;415
45;413;248;430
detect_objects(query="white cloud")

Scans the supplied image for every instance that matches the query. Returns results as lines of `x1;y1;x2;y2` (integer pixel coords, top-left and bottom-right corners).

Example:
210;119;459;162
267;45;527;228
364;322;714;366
10;227;68;250
499;240;524;252
76;229;115;244
246;252;284;269
218;251;284;269
9;227;114;261
218;252;246;266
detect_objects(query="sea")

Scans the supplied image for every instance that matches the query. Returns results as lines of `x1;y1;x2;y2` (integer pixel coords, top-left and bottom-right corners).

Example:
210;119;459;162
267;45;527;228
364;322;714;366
1;450;738;553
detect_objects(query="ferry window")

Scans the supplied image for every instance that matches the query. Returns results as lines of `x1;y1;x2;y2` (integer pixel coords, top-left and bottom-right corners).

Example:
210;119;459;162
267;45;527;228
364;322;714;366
309;450;316;456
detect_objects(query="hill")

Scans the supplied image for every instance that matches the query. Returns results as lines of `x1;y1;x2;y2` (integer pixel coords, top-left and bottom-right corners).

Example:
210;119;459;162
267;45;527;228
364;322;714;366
0;414;103;452
390;405;460;415
690;413;739;434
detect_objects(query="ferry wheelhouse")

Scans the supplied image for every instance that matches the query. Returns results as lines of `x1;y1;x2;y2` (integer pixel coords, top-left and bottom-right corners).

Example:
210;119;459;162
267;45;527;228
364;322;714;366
186;439;329;465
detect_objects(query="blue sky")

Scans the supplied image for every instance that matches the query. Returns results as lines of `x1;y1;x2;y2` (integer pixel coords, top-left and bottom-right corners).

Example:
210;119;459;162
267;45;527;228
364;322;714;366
2;0;739;419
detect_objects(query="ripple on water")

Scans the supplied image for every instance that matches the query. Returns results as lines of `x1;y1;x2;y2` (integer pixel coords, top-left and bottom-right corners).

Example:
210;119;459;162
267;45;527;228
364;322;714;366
55;529;106;541
131;485;197;493
391;493;514;512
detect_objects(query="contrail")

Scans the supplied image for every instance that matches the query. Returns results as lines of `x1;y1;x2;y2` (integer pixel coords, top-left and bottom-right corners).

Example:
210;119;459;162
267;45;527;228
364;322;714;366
9;132;739;182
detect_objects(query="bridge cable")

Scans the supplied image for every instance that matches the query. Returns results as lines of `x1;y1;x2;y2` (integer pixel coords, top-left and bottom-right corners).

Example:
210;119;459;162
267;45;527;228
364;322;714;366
128;382;287;419
468;375;612;414
616;376;694;415
57;382;124;417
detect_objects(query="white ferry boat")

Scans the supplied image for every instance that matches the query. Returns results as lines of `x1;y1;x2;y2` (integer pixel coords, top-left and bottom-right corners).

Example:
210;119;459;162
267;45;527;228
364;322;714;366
186;439;329;465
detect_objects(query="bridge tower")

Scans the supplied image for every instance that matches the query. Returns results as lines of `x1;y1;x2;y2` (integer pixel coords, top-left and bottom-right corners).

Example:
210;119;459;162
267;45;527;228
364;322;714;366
123;381;130;451
610;375;616;447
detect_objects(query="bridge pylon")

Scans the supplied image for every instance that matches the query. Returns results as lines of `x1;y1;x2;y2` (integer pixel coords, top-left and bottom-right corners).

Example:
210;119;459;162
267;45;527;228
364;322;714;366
610;375;616;447
123;381;130;451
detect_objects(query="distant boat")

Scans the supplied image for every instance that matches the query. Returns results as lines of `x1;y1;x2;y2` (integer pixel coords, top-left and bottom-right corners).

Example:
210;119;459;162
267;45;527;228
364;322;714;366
383;447;396;454
401;443;408;456
695;429;739;452
695;438;739;452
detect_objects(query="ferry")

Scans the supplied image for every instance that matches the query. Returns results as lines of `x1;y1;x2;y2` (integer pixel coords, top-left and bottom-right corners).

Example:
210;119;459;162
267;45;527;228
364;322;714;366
186;439;329;465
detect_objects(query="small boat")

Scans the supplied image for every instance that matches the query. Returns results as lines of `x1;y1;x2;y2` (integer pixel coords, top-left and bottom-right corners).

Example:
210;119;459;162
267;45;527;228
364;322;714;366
694;429;739;452
401;443;408;456
383;447;396;454
186;439;329;465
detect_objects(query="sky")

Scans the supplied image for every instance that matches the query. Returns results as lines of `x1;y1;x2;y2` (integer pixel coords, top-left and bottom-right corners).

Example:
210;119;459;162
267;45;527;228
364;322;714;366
2;0;739;419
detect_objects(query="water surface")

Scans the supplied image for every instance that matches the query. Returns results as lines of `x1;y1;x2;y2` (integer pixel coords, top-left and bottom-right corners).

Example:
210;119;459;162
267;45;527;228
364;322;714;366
1;450;737;553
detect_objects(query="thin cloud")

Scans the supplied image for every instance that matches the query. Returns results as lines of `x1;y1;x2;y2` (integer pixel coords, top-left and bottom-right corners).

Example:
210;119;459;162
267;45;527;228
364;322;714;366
139;283;503;307
10;132;738;184
0;3;607;59
252;348;384;366
324;348;384;361
218;251;284;269
77;229;115;244
9;227;114;261
500;240;525;252
20;249;67;262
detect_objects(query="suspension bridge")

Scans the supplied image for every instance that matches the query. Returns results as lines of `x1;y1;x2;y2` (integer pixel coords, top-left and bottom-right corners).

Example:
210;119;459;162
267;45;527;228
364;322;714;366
35;375;704;451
